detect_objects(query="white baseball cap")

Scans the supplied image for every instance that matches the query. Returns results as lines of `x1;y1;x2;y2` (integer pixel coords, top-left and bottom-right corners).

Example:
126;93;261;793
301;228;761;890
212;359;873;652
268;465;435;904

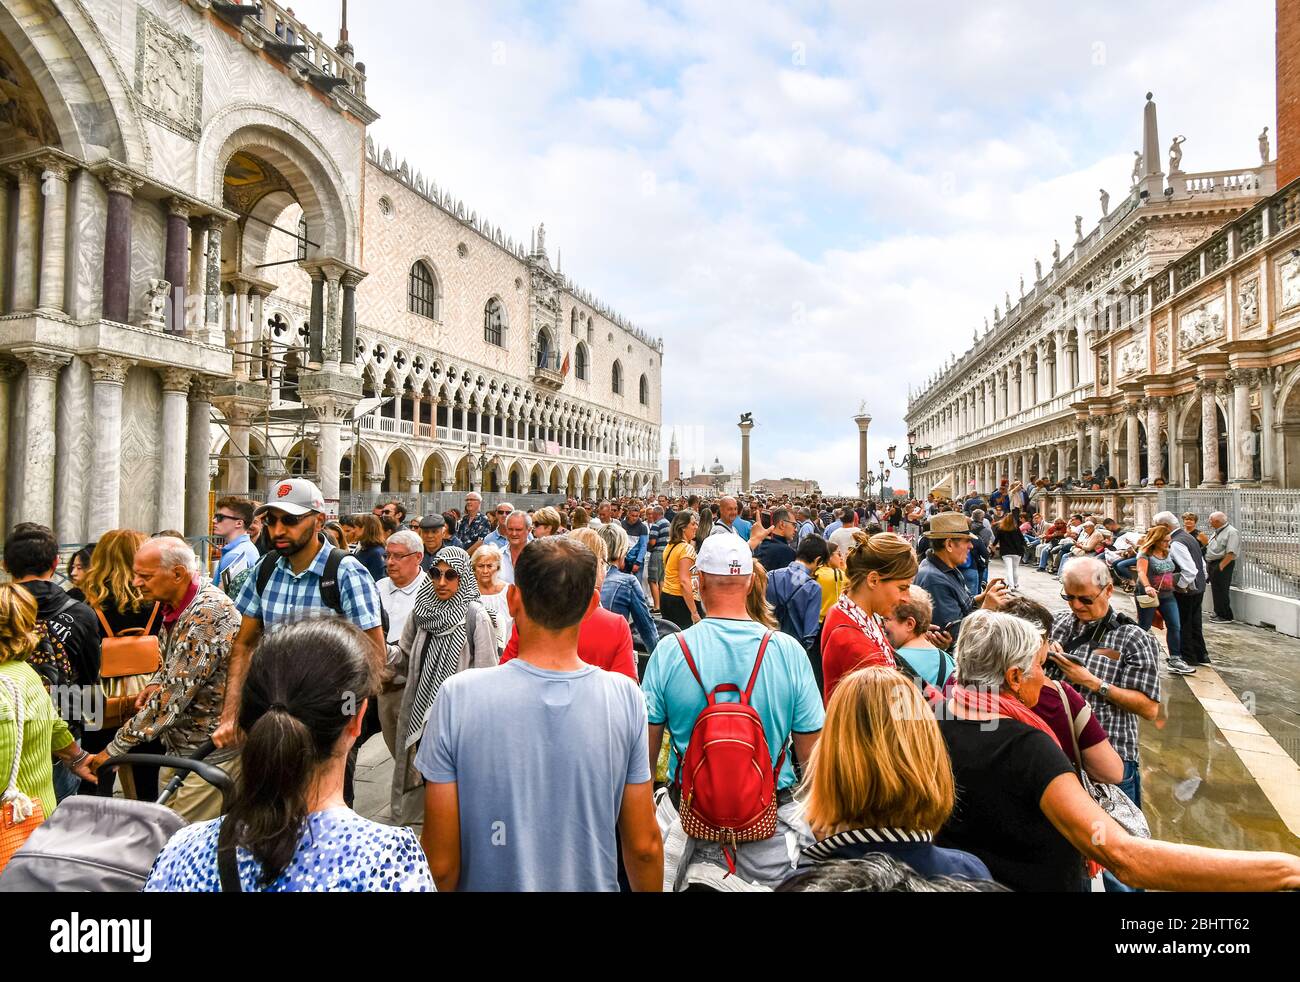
695;532;753;576
255;478;327;517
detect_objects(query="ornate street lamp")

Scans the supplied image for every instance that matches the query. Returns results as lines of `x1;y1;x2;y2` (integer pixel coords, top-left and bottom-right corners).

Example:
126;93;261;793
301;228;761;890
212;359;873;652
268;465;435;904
866;463;891;503
888;431;931;499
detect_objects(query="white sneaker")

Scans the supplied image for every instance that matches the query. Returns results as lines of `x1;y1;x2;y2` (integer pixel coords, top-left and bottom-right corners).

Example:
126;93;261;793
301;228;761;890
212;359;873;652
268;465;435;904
1166;658;1196;676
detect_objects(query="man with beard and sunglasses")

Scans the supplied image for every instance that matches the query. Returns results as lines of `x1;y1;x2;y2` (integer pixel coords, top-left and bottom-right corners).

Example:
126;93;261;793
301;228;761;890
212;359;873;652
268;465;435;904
214;480;385;803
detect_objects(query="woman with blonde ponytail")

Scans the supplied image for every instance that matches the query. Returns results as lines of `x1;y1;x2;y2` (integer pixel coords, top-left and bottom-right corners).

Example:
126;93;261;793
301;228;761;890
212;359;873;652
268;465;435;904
145;619;433;892
819;532;918;702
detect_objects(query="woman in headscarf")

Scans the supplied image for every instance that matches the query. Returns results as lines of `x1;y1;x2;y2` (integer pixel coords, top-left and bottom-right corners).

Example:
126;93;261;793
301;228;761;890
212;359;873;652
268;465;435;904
389;547;497;825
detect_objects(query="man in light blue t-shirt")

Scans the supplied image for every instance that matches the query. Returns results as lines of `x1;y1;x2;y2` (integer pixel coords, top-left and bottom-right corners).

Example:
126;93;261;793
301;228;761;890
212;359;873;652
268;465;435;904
642;533;824;888
418;537;663;892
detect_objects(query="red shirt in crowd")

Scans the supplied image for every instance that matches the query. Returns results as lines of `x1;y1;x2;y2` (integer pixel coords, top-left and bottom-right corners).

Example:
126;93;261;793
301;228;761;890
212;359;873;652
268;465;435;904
819;602;897;703
500;601;638;682
1032;681;1110;759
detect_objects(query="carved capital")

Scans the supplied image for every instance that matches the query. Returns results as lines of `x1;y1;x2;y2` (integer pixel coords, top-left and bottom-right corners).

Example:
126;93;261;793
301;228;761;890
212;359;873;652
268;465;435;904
88;354;133;385
160;367;193;393
36;155;72;183
8;161;40;186
189;375;217;402
1215;378;1232;398
101;167;143;197
15;348;71;379
167;197;193;220
1123;402;1141;418
203;214;227;234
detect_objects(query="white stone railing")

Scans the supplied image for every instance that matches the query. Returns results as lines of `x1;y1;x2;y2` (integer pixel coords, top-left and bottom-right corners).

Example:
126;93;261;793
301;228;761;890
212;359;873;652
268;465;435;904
1173;164;1275;198
252;0;368;102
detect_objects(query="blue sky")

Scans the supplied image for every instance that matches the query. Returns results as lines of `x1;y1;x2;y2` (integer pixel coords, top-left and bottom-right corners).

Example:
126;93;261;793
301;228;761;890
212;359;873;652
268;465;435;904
292;0;1276;492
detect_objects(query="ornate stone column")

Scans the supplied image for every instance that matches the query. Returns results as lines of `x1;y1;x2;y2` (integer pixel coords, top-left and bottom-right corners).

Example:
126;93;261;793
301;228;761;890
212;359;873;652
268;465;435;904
186;377;215;538
100;169;140;324
1144;398;1163;483
1021;451;1032;483
220;403;251;494
164;199;191;335
1260;368;1278;486
309;397;349;513
87;355;133;538
340;272;360;370
1230;370;1255;485
853;410;871;498
1125;403;1142;487
324;268;342;368
0;175;9;310
249;288;265;379
1200;380;1223;487
1089;418;1102;472
187;223;205;335
308;268;326;365
158;369;192;531
203;217;225;345
739;417;755;493
36;157;71;315
0;360;18;528
234;288;251;380
11;165;40;312
1075;421;1087;477
15;348;70;527
1055;445;1068;480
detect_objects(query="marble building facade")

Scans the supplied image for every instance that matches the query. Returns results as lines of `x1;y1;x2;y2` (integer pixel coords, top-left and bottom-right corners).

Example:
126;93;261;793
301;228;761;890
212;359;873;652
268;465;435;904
907;96;1300;506
0;0;662;544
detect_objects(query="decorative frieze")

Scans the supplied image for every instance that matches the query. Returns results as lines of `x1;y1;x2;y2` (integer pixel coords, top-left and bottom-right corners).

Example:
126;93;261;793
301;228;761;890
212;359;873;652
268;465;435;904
1178;294;1226;352
135;7;203;139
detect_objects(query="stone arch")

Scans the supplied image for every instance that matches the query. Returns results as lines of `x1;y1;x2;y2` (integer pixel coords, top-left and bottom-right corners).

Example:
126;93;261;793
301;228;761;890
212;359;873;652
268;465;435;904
529;462;546;492
382;443;419;493
0;2;144;164
421;447;453;492
508;460;525;494
198;104;358;261
1279;367;1300;486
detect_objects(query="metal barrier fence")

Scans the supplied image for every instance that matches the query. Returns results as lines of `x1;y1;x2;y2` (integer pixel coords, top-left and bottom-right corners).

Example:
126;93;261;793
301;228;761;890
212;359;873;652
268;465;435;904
1157;488;1300;600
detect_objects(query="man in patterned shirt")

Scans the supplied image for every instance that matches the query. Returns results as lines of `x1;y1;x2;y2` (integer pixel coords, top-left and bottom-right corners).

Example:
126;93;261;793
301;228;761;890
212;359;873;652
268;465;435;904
90;537;240;821
1048;558;1161;814
457;491;493;554
215;480;384;762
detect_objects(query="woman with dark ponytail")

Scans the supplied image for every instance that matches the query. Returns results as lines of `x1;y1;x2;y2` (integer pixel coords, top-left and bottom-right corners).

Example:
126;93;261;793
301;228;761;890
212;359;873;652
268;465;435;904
145;619;433;892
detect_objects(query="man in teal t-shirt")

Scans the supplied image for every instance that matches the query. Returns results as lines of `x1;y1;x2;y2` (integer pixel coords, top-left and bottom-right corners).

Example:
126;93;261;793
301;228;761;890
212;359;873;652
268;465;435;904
642;534;823;888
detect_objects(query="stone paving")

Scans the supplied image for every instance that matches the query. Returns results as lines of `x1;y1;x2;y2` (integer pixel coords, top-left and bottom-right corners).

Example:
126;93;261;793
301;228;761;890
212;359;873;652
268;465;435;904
356;567;1300;858
1013;565;1300;857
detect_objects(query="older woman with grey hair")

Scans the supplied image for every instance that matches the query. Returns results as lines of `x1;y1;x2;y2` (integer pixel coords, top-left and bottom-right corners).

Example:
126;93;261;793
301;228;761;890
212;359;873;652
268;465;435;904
935;610;1300;892
595;522;658;654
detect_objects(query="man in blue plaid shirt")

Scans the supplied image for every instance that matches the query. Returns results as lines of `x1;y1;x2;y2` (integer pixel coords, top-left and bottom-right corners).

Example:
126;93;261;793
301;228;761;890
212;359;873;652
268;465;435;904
214;478;385;751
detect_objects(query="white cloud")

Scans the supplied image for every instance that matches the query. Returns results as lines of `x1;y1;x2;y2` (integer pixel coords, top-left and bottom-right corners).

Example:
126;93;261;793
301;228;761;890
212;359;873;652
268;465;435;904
288;0;1275;494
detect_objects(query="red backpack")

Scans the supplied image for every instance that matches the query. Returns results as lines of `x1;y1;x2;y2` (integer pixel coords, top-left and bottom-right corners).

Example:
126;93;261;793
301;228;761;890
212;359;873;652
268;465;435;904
672;632;782;875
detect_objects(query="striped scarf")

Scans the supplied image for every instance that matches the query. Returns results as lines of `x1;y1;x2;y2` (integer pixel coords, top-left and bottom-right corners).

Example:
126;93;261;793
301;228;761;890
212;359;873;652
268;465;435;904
405;548;479;750
834;592;897;667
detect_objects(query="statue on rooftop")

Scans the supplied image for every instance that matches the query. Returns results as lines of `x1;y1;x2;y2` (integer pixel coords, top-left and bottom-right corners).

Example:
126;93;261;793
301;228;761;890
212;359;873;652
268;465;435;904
1169;135;1186;174
1034;258;1042;280
1099;188;1110;215
1052;240;1061;264
1131;150;1143;187
1074;215;1083;240
1259;127;1270;164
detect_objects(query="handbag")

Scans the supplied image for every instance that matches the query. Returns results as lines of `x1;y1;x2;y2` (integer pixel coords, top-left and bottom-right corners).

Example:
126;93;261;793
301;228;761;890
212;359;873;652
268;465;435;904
1054;681;1150;839
96;604;162;730
0;674;46;873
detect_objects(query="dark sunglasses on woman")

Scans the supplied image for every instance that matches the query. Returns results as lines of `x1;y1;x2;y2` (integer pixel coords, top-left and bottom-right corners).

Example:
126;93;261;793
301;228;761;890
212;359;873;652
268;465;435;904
428;568;461;583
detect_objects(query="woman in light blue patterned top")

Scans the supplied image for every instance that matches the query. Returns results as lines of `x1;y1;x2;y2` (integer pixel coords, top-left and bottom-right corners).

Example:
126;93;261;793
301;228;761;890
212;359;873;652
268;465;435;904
145;619;433;892
145;808;431;892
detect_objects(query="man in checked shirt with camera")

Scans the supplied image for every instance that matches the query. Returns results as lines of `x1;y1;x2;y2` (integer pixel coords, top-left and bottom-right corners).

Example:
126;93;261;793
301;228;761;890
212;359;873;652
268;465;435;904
1047;558;1161;892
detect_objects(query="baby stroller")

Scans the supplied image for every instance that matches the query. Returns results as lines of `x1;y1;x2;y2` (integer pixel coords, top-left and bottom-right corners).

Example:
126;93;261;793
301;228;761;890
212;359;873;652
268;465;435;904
0;740;232;892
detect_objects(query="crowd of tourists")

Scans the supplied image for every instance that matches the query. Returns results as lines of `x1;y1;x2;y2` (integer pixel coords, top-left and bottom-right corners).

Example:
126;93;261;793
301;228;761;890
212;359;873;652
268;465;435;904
1;475;1289;894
